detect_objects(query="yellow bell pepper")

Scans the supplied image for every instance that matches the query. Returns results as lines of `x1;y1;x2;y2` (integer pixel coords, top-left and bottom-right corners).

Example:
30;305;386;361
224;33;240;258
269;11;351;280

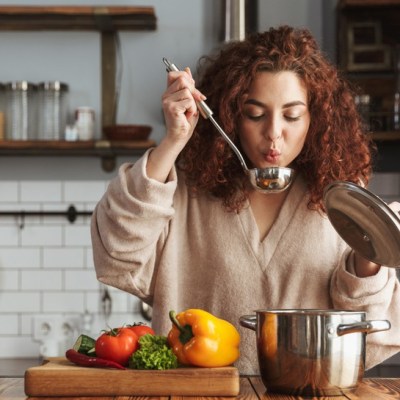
167;309;240;367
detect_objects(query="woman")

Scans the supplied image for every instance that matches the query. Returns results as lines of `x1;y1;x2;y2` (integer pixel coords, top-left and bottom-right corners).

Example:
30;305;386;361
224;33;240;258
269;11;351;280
91;26;400;374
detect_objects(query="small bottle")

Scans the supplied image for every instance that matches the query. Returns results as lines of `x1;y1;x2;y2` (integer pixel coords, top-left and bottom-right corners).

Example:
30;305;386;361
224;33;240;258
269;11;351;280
64;124;78;141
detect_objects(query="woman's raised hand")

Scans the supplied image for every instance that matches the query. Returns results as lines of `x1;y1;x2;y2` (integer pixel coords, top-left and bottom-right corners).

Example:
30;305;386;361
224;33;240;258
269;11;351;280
162;67;206;145
146;67;206;183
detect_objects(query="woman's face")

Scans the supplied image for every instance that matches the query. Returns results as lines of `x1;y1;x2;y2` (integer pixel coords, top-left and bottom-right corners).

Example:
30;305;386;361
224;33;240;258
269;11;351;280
239;71;310;169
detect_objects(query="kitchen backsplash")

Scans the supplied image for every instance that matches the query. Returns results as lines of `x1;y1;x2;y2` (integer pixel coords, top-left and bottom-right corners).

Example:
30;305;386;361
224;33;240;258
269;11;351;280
0;171;399;359
0;177;144;359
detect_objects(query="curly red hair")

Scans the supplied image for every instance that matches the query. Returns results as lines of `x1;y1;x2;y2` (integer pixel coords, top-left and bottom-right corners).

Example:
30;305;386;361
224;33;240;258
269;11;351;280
178;25;375;212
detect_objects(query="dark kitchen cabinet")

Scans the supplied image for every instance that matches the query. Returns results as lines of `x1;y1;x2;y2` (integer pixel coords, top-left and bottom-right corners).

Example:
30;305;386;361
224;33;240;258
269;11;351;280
337;0;400;172
0;6;157;171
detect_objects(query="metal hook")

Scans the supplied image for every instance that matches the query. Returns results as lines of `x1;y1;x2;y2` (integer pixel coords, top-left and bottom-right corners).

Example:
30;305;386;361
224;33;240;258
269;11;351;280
19;211;25;230
101;285;112;324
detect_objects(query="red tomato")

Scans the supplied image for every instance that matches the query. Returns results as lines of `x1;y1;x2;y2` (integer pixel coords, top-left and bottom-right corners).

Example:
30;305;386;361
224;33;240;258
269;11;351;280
95;327;138;366
126;323;155;338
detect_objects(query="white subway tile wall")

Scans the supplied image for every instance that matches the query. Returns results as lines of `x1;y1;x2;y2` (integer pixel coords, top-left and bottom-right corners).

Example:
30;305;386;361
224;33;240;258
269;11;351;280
0;179;144;358
0;173;398;359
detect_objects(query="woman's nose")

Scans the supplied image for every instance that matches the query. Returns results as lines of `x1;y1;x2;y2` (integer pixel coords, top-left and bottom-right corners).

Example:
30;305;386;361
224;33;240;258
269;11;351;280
264;119;282;143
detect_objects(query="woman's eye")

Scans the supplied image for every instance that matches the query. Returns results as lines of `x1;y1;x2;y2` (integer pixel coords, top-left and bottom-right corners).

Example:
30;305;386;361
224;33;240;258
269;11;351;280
246;114;264;121
285;115;301;122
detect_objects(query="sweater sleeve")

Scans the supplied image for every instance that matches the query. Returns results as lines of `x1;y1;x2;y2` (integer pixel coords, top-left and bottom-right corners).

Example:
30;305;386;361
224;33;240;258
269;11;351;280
91;149;177;301
331;251;400;369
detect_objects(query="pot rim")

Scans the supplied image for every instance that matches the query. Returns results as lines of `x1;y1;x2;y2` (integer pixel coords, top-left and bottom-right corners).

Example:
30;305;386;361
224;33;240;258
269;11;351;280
253;309;365;316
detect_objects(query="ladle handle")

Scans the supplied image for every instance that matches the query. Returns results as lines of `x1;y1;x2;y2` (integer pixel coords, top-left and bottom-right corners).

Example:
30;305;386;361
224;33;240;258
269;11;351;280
162;57;249;171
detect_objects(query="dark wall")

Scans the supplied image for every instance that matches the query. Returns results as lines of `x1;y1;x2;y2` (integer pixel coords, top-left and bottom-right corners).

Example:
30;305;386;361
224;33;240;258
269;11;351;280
374;141;400;172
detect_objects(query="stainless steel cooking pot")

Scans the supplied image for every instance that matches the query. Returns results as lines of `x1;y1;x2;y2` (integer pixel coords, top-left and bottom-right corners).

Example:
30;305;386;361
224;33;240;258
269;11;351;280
240;309;390;397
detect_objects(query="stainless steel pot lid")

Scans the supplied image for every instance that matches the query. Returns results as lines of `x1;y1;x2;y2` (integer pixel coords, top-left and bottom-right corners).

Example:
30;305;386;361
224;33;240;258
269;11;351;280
323;181;400;267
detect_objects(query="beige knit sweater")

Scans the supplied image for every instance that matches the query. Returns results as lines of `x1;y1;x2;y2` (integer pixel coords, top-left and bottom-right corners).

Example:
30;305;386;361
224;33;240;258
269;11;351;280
91;149;400;374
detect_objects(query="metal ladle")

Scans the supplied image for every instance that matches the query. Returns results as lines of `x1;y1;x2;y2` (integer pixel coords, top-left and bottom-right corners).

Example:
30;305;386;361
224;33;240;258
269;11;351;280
163;58;295;193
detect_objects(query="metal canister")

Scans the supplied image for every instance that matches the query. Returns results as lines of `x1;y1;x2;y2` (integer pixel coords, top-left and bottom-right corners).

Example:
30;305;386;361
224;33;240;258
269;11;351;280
5;81;37;140
37;81;69;140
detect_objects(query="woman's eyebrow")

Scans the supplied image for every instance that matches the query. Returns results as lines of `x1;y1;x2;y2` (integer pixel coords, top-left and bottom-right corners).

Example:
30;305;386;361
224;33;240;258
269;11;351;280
244;99;265;107
282;100;307;109
244;99;307;109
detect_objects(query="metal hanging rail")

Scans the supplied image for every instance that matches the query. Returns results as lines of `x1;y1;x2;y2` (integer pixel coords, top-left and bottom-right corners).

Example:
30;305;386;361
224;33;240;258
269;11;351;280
0;205;92;228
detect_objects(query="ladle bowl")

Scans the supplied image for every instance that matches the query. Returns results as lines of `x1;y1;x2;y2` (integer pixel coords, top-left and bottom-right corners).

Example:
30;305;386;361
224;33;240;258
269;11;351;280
250;167;295;193
163;58;295;193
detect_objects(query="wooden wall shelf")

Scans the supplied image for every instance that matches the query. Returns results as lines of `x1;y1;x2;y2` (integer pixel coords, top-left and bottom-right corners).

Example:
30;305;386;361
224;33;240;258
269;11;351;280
372;131;400;141
338;0;400;8
0;6;156;31
0;6;157;171
0;140;156;172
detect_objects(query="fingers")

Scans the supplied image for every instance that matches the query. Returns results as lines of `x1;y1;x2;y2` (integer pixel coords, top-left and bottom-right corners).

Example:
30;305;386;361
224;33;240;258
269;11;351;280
162;87;198;118
184;66;193;79
166;68;206;103
162;66;207;140
185;68;207;102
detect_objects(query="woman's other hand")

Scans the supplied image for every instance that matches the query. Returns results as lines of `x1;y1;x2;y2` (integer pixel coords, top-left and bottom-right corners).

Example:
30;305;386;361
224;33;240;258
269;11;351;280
353;201;400;277
388;200;400;215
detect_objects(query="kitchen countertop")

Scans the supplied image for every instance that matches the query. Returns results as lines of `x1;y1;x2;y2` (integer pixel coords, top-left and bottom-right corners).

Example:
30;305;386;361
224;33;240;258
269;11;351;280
1;358;400;399
0;359;42;378
2;376;400;399
0;358;396;378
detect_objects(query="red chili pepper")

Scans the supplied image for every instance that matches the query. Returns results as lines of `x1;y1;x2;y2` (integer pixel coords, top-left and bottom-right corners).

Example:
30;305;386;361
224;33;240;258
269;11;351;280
65;349;126;370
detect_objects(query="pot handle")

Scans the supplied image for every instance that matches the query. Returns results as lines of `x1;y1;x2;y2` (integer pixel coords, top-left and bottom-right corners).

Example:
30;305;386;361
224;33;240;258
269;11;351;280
239;315;257;331
336;320;391;337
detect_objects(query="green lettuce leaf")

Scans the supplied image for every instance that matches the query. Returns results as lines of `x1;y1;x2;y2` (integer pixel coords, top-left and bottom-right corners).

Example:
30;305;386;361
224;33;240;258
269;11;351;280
128;334;178;370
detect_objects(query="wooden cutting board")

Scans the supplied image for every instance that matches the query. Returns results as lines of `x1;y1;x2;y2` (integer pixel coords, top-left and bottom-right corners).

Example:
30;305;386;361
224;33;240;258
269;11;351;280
24;357;240;397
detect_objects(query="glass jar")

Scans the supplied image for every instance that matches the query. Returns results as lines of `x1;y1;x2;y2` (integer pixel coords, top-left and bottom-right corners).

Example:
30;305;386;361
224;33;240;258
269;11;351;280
5;81;37;140
37;81;69;140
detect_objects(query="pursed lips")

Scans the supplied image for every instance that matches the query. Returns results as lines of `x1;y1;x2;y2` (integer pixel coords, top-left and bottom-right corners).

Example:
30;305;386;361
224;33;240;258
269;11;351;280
263;148;281;164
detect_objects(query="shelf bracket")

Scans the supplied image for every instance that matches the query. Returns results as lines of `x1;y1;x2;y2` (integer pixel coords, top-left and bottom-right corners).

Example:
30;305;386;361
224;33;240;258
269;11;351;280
101;31;117;130
101;155;117;172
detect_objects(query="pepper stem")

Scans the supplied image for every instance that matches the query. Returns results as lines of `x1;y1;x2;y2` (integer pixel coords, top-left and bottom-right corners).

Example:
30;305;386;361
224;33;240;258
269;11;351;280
169;310;193;344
